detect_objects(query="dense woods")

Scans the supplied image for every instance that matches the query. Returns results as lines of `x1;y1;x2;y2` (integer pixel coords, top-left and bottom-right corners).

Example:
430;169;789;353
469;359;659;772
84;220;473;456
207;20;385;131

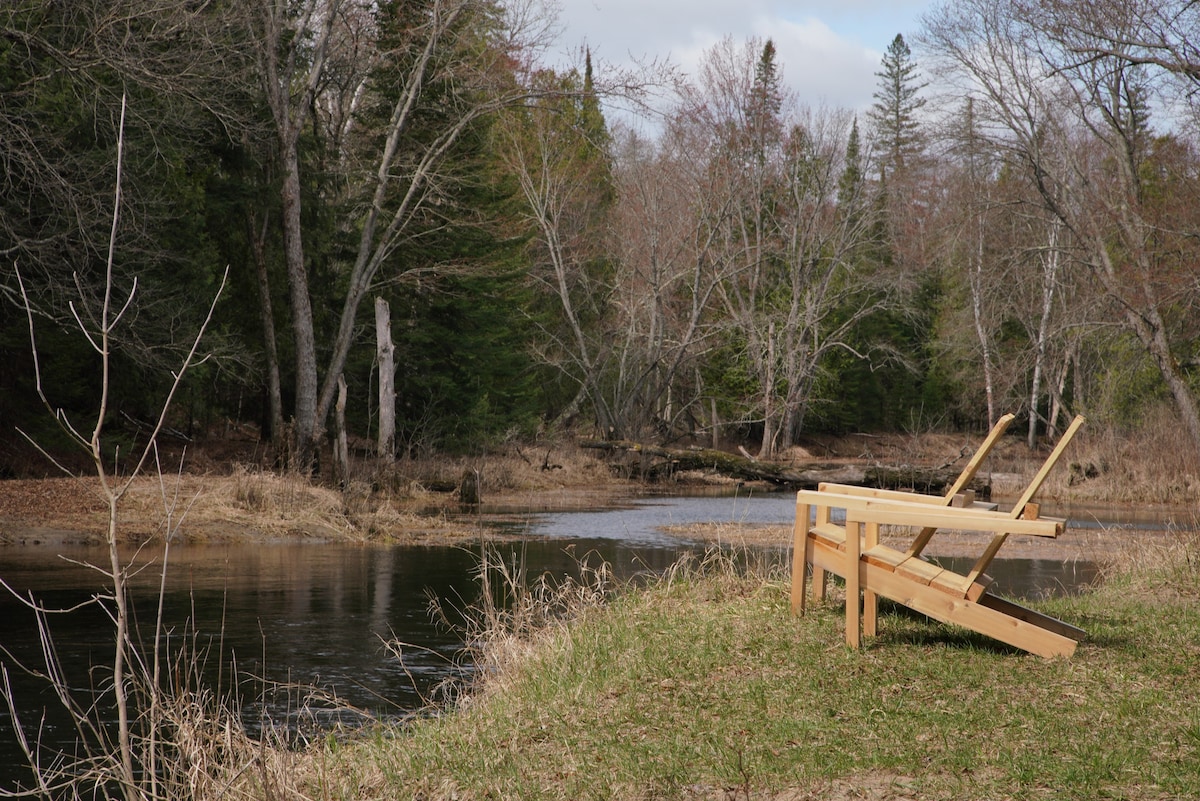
5;0;1200;474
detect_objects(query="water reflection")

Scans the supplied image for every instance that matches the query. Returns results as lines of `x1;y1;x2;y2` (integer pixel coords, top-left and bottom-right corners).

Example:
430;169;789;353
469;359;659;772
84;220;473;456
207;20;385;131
512;492;798;545
0;534;698;787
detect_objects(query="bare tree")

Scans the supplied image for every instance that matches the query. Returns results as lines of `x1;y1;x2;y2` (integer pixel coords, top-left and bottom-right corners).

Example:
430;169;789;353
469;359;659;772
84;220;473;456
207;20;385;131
250;0;569;469
7;96;232;800
938;98;1004;428
253;0;346;469
922;0;1200;448
496;66;620;434
677;38;900;457
606;123;733;439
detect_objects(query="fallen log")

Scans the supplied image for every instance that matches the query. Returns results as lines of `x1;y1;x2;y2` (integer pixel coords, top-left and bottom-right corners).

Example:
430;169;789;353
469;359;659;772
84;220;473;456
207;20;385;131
579;440;990;498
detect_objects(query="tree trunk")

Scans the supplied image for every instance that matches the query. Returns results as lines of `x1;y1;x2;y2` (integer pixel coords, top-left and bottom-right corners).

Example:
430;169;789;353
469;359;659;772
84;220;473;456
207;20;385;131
580;440;992;496
1128;305;1200;452
1028;224;1060;449
971;218;996;430
259;0;340;474
333;374;349;489
710;396;720;450
375;297;395;461
250;210;285;452
281;139;321;471
758;321;776;460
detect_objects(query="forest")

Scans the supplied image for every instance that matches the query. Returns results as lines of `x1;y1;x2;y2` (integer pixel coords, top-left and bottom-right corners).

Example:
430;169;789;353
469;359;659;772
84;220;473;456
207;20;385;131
4;0;1200;476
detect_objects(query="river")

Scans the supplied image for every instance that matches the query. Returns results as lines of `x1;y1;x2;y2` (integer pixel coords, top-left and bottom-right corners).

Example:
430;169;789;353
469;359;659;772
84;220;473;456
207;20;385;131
0;491;1147;788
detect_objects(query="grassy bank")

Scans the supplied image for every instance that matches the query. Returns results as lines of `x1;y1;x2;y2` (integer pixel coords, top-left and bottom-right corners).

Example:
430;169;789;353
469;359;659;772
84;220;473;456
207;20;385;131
290;540;1200;801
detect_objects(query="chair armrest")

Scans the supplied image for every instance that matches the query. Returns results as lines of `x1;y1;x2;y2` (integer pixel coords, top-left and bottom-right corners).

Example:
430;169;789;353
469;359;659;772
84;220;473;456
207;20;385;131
796;490;1064;537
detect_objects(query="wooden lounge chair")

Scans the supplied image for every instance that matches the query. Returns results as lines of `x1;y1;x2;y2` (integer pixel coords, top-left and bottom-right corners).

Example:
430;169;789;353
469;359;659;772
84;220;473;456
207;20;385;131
790;415;1087;658
801;412;1017;607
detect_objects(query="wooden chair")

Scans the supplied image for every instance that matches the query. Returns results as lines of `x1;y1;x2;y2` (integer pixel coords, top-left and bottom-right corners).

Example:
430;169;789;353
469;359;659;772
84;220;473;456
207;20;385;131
801;412;1016;608
790;415;1087;658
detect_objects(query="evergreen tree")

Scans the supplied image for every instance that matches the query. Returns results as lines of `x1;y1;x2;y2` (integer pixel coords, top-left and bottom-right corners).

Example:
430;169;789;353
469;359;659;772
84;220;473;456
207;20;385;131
837;117;865;209
868;33;928;176
748;39;783;161
0;1;254;445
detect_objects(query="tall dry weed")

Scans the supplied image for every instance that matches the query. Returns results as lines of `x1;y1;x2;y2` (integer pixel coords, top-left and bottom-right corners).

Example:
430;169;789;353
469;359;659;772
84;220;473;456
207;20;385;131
449;543;613;688
1096;531;1200;596
1042;406;1200;504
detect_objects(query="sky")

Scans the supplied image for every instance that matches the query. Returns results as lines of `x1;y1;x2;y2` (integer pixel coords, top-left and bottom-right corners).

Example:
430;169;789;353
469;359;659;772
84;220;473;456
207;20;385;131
550;0;936;117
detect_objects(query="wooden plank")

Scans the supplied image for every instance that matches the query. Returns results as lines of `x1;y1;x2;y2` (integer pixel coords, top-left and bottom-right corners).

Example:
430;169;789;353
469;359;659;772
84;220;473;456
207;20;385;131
845;515;862;648
964;575;993;602
905;525;939;559
964;533;1009;587
815;483;997;511
894;556;946;586
791;499;811;615
929;569;969;596
862;544;905;570
811;522;848;548
817;483;952;504
792;492;1063;537
803;489;1060;526
860;562;1078;658
1010;415;1085;513
941;412;1016;499
864;522;880;637
812;501;830;602
928;570;994;600
977;593;1087;642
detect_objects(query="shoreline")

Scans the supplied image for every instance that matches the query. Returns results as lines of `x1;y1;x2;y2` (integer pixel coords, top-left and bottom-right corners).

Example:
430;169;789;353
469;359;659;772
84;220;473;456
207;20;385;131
1;472;1191;564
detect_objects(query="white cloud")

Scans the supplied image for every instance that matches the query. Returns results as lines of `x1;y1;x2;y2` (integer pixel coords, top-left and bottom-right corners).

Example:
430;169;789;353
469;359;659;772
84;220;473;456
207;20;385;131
550;0;933;116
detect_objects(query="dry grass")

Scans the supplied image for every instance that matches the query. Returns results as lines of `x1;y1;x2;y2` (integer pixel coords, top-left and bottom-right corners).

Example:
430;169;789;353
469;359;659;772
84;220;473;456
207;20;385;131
1093;530;1200;594
0;442;622;545
977;407;1200;505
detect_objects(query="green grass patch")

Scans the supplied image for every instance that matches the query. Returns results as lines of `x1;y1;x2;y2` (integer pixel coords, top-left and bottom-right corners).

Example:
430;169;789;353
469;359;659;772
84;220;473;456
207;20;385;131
305;543;1200;800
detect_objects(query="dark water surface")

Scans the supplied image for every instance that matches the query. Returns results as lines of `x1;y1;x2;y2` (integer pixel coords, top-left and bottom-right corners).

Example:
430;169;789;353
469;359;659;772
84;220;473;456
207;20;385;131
0;492;1141;788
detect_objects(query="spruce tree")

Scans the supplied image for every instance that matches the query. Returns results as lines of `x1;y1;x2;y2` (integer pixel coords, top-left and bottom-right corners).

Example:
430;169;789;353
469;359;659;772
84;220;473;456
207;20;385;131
868;33;928;176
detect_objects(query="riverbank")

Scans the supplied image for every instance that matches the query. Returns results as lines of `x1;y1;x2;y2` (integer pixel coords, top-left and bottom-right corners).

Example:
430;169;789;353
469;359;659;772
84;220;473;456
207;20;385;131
1;426;1196;558
282;535;1199;800
0;472;1188;563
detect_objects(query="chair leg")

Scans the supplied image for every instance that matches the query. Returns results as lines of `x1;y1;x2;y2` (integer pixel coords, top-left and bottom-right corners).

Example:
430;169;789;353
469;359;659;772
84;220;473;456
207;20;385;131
791;502;811;616
845;517;861;648
863;521;879;637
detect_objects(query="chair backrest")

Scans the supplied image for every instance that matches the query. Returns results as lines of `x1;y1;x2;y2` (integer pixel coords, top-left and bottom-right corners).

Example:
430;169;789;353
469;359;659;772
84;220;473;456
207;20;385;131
1009;415;1086;518
940;412;1015;502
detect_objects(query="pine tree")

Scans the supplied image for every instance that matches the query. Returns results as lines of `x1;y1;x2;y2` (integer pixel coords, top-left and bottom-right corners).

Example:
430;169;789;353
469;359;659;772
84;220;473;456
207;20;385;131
748;39;783;162
868;33;927;176
838;117;864;208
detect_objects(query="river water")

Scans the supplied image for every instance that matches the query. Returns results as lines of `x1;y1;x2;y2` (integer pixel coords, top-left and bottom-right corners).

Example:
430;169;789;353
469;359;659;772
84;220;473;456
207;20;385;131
0;492;1151;788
